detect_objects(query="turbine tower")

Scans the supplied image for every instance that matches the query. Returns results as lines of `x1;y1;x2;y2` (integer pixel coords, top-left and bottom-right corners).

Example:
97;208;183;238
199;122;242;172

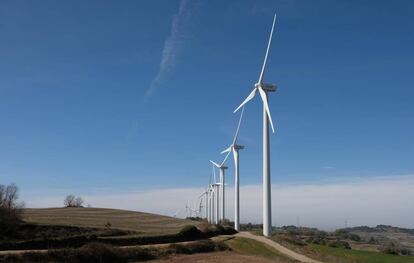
210;163;223;224
207;187;212;222
234;14;278;237
221;107;245;231
211;156;229;223
199;192;207;219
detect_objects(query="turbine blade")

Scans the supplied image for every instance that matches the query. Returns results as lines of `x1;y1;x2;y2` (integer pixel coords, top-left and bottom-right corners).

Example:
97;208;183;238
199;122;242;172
258;13;277;84
212;163;217;182
221;150;231;166
210;160;220;168
234;88;256;113
232;106;245;144
258;87;275;133
220;146;232;154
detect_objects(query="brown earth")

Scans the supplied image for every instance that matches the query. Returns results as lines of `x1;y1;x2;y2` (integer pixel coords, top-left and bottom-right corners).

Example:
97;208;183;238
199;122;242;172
22;207;200;235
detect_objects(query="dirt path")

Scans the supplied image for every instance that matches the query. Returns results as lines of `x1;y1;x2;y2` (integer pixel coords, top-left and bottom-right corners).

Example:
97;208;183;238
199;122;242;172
236;232;323;263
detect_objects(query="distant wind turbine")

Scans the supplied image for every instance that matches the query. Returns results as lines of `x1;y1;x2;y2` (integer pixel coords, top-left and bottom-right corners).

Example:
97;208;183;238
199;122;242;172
199;190;208;220
234;14;278;237
210;151;230;222
221;106;245;231
210;162;221;224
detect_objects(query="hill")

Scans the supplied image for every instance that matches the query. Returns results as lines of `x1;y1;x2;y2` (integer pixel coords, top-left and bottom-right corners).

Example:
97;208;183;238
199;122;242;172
338;225;414;254
22;207;200;235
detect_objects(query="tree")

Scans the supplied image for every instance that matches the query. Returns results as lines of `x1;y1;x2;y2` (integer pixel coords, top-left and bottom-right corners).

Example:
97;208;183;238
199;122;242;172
75;197;84;207
64;194;76;207
64;194;84;207
0;183;24;237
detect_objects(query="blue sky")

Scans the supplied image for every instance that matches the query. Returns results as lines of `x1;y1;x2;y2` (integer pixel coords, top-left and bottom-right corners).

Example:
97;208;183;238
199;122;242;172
1;0;414;217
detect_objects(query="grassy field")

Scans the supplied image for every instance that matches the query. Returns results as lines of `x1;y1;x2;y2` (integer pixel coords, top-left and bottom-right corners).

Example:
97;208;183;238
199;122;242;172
226;237;295;262
308;244;414;263
22;207;200;235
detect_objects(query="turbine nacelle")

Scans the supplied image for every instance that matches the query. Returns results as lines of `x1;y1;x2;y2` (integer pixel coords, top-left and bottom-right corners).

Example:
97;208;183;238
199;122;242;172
256;82;277;92
233;144;244;150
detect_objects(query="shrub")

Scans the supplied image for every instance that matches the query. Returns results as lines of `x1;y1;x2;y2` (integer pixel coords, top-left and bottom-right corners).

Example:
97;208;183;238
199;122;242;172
328;240;351;249
178;225;201;239
379;243;410;255
76;243;126;263
168;240;228;255
349;233;361;241
278;234;306;246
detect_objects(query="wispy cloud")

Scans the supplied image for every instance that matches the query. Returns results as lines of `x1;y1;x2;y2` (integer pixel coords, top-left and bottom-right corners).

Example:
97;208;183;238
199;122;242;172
144;0;197;100
24;175;414;230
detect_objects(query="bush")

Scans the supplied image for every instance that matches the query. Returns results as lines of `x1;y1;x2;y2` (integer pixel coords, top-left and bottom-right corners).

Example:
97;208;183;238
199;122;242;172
76;243;127;262
379;243;410;255
0;243;128;263
349;233;361;241
168;240;228;255
328;240;351;249
306;236;327;245
178;225;201;239
0;240;229;263
278;234;306;246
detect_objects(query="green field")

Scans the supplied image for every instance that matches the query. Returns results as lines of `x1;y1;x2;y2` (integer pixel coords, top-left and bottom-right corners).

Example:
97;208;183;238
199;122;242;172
23;207;200;235
227;237;295;262
309;244;414;263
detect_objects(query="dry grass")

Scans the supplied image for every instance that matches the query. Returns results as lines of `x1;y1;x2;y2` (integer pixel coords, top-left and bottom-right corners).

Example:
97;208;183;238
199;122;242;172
22;207;200;235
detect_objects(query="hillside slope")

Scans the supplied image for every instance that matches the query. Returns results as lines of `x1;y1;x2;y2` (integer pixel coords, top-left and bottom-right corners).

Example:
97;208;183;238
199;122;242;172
22;207;199;235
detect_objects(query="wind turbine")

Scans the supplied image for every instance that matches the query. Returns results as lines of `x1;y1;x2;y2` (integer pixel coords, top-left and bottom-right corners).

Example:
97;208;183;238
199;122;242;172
209;163;222;224
206;166;216;223
234;14;278;237
221;107;245;231
185;202;190;218
199;190;208;220
198;197;203;218
207;187;212;222
210;151;230;223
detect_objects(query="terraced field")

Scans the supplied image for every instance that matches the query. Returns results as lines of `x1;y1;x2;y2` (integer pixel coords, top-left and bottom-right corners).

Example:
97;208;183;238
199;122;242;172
22;207;200;235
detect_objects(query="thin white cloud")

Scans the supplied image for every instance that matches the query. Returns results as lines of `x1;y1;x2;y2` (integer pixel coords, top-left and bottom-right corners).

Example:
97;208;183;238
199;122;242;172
144;0;196;99
25;175;414;230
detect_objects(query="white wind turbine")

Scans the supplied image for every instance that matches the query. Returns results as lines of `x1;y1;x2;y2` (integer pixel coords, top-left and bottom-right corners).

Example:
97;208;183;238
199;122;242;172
210;151;230;223
207;166;216;223
221;107;245;231
208;163;221;224
234;14;278;237
207;187;212;222
185;201;191;218
199;190;208;220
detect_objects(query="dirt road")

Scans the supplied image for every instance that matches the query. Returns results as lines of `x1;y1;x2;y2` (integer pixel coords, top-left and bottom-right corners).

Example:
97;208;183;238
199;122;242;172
236;232;323;263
